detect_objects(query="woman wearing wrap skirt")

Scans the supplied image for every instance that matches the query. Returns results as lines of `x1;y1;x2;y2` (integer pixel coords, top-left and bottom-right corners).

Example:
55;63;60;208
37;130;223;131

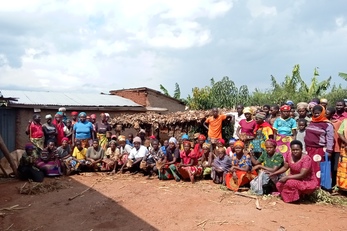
337;118;347;190
96;113;111;150
211;148;231;185
36;141;62;176
103;140;117;171
177;141;202;183
225;141;257;191
72;112;94;148
116;135;133;173
159;137;181;181
200;143;214;178
26;114;44;150
273;105;297;160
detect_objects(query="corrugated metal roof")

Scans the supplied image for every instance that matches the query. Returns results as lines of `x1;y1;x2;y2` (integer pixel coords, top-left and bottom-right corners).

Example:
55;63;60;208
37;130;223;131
0;90;141;107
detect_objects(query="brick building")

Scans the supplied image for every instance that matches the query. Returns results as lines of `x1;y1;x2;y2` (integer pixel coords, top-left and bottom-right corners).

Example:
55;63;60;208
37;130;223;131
109;87;186;113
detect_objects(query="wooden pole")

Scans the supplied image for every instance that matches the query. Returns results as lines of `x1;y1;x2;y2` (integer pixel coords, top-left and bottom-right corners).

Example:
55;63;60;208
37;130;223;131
0;134;18;177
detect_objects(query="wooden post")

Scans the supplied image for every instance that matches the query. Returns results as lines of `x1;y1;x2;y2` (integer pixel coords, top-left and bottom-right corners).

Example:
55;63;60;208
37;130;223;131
0;134;18;177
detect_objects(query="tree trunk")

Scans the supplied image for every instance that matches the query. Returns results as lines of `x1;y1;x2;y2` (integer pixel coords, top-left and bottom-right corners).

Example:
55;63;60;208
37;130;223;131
0;134;18;177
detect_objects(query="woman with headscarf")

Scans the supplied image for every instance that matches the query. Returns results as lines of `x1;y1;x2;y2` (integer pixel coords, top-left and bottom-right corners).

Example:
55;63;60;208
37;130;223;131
270;140;318;203
96;113;111;150
53;112;66;146
193;134;206;159
142;139;165;176
296;102;311;125
226;138;236;156
211;147;231;185
36;141;62;176
273;105;297;159
72;112;94;148
200;143;214;179
159;137;181;181
237;107;256;148
250;112;274;157
63;119;73;144
176;141;202;183
305;105;334;184
17;143;44;182
225;141;257;191
116;135;133;173
250;139;284;195
103;140;117;172
25;114;44;150
42;114;57;147
56;137;72;175
70;111;79;125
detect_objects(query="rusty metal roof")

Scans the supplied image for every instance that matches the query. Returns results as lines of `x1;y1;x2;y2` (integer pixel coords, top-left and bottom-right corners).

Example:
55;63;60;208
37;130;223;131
0;90;142;107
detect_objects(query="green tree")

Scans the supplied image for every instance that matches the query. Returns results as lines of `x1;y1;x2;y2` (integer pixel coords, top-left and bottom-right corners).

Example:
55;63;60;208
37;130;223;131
159;84;170;96
173;83;181;100
339;72;347;81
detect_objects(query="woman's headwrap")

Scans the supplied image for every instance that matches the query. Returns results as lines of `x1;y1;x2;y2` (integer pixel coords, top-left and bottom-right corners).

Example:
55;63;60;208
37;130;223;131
71;111;78;116
202;143;211;149
243;107;252;114
100;113;105;117
182;141;191;147
217;138;225;145
118;135;126;142
308;101;318;110
181;134;189;140
90;114;96;119
234;140;245;148
79;112;87;117
58;107;66;112
149;135;156;139
255;112;266;119
56;112;63;116
133;136;142;143
61;137;69;143
320;98;328;104
280;105;291;111
297;102;308;110
229;138;237;144
312;105;329;123
286;100;294;106
25;143;34;150
45;114;52;119
105;113;110;117
109;140;117;145
265;139;277;147
198;134;206;141
169;137;177;145
193;133;200;139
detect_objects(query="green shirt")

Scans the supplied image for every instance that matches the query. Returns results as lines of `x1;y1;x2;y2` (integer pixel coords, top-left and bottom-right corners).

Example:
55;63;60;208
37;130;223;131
258;152;284;168
338;119;347;135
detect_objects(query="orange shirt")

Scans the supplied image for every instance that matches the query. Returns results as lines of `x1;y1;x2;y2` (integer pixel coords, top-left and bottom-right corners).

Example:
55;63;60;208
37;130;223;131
331;119;343;152
205;114;227;139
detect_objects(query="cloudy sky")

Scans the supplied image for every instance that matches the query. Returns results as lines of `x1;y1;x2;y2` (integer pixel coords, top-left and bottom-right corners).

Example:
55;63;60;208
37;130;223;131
1;0;346;98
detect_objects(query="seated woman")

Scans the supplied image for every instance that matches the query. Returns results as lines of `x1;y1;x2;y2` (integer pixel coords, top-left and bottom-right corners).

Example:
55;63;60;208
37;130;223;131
86;139;105;171
142;139;165;176
159;137;181;181
103;140;117;172
116;135;134;173
36;141;62;176
211;148;232;185
270;140;319;203
177;141;202;183
69;140;88;173
200;143;214;179
250;139;284;195
193;134;206;159
17;143;44;182
226;138;236;156
225;140;257;191
56;137;72;175
127;137;148;173
215;138;226;152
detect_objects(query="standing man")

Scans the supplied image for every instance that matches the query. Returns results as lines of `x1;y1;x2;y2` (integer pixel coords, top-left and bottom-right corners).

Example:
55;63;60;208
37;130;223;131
204;108;233;144
233;105;246;140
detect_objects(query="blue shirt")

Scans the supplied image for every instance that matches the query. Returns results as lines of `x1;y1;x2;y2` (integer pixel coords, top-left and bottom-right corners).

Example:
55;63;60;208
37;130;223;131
73;121;93;139
273;117;297;136
126;139;134;147
160;146;167;155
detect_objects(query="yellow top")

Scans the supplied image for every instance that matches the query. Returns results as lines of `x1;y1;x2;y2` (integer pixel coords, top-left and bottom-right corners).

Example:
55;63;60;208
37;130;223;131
72;147;87;160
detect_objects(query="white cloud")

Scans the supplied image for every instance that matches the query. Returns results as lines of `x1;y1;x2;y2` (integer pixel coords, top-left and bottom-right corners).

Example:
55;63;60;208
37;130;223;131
247;0;277;18
336;16;345;27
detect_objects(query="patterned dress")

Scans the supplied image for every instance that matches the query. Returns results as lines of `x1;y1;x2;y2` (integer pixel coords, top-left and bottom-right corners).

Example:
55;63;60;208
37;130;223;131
178;150;202;180
276;154;318;203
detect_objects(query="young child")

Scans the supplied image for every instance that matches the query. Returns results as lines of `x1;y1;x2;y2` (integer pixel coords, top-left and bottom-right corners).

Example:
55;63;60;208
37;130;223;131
249;130;266;159
296;118;307;154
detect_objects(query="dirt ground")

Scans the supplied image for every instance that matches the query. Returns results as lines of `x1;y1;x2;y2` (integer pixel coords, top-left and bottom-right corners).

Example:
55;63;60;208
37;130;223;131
0;174;346;231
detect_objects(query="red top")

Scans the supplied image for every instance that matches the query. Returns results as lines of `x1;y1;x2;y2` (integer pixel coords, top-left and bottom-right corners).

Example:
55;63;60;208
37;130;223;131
30;122;44;138
193;143;204;158
239;119;256;136
180;150;198;165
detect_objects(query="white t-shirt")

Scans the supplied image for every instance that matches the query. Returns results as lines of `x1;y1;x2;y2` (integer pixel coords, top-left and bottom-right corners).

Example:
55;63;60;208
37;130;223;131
232;112;245;139
128;145;148;160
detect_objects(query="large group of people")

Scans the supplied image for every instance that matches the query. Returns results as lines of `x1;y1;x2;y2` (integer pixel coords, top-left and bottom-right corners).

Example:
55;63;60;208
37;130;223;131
17;99;347;203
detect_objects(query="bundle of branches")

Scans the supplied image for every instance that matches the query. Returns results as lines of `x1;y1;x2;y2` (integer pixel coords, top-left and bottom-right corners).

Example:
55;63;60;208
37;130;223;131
307;188;347;206
111;109;235;129
18;180;70;195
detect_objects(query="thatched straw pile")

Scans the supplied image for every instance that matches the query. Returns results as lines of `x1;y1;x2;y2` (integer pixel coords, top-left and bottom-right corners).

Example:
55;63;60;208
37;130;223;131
18;180;70;195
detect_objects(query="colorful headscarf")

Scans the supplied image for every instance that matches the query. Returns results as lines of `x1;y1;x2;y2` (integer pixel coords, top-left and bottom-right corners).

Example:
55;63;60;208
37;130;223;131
150;135;156;139
243;107;252;114
109;140;117;145
169;137;177;144
182;141;191;147
217;138;225;145
90;114;96;119
181;134;189;140
79;112;87;117
202;143;211;149
255;112;266;119
286;100;294;106
198;134;206;140
229;138;237;144
320;98;328;104
311;105;329;123
56;112;63;116
25;143;34;150
61;137;69;143
265;139;277;147
280;105;291;111
133;136;142;143
308;101;318;109
297;102;308;110
71;111;78;116
234;140;245;148
118;135;126;142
